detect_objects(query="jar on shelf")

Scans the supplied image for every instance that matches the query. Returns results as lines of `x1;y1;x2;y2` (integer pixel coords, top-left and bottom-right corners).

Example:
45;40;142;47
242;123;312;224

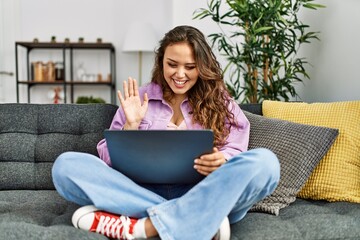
55;62;64;81
45;61;55;81
33;61;44;82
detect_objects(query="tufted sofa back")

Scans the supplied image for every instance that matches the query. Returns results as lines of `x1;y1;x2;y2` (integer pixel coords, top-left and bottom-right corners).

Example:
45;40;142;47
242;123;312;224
239;103;262;115
0;103;118;190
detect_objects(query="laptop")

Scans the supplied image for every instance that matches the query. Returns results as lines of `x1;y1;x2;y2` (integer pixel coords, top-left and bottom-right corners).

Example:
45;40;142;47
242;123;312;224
103;129;214;184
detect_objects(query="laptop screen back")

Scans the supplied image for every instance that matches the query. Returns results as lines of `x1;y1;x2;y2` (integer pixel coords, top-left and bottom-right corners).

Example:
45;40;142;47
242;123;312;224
104;129;214;184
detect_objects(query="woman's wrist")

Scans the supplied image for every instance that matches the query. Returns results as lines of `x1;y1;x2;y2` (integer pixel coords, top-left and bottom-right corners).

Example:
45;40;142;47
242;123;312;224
123;122;140;130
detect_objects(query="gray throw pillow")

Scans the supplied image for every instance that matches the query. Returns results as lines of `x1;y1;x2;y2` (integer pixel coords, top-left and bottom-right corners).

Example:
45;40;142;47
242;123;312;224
243;111;339;215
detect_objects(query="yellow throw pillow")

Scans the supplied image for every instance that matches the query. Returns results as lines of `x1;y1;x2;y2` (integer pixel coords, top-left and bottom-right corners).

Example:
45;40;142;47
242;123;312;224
262;100;360;202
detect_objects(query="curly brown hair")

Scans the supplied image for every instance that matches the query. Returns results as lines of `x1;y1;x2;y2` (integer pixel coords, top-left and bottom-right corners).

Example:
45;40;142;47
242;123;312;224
151;25;237;147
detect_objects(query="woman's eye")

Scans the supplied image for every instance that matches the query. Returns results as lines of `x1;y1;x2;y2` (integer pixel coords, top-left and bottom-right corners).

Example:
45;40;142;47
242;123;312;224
168;63;176;68
186;66;196;70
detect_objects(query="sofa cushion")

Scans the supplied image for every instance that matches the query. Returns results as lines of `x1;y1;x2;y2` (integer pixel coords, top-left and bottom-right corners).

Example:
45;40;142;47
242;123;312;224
0;190;107;240
1;191;358;240
232;199;360;240
263;100;360;203
0;104;118;190
243;111;338;215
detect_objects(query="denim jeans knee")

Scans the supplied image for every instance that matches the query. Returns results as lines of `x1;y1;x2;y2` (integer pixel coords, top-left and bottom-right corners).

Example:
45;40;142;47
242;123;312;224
247;148;280;187
52;152;72;184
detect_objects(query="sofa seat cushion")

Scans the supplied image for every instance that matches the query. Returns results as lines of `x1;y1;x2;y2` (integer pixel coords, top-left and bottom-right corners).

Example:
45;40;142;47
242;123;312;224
0;190;107;240
1;191;358;240
232;199;360;240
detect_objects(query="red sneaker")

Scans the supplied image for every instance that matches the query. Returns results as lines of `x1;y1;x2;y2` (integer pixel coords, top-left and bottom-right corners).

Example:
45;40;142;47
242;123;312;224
72;205;138;240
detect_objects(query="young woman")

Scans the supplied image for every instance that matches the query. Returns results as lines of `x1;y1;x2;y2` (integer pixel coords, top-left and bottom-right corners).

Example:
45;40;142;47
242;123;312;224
52;25;280;240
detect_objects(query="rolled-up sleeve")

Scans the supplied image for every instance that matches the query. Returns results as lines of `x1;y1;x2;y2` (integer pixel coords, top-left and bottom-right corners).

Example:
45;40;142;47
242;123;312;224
97;107;127;166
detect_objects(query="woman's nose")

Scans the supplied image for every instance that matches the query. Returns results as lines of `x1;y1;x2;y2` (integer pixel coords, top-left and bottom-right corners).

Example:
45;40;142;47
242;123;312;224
176;67;186;78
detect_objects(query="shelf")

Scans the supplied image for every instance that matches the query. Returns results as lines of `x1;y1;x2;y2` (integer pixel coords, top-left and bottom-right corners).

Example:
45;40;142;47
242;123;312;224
16;42;115;50
18;80;112;85
18;80;65;84
69;81;112;85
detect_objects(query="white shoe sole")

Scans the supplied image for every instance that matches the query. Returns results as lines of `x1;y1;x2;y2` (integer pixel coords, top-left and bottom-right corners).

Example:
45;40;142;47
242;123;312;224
71;205;99;229
219;217;231;240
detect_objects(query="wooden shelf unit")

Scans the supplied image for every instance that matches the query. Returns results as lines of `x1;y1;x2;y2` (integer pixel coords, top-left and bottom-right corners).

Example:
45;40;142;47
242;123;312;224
15;41;117;104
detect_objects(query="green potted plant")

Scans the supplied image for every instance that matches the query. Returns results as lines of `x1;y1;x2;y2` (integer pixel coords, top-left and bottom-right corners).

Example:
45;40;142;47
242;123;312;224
194;0;325;103
76;96;106;104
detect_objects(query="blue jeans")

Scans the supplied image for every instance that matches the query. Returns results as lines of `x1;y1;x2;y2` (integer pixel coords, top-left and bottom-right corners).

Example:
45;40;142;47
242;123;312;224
52;148;280;240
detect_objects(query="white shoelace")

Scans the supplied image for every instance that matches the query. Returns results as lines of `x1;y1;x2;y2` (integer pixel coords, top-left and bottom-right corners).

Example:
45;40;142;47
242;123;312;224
96;215;134;240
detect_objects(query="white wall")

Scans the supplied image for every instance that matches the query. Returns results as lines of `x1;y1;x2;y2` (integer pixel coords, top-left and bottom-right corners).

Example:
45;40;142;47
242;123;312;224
295;0;360;102
0;0;21;103
1;0;359;103
0;0;172;104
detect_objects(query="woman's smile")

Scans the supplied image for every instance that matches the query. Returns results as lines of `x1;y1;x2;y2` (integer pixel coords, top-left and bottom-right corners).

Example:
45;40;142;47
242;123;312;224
172;78;188;88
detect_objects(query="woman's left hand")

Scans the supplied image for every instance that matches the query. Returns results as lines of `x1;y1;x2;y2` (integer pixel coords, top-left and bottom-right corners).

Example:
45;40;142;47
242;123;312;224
194;147;227;176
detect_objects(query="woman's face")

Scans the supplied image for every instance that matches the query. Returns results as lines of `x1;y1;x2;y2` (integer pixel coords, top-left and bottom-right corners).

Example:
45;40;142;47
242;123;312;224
163;42;199;100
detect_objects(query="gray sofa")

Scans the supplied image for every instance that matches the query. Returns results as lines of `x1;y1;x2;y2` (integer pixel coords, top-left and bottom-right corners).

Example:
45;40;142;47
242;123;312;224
0;103;359;240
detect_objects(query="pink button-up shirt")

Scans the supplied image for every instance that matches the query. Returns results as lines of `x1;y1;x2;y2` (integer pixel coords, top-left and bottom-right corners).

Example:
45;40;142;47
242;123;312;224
97;82;250;166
